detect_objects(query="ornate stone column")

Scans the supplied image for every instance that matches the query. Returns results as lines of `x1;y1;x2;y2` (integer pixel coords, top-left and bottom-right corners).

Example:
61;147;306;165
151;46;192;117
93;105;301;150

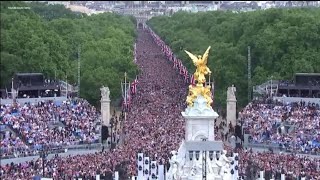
226;85;237;127
100;86;111;126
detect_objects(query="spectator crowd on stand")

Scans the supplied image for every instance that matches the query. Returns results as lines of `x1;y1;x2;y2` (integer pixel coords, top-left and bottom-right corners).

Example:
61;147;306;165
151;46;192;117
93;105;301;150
1;27;320;179
239;101;320;155
0;98;101;158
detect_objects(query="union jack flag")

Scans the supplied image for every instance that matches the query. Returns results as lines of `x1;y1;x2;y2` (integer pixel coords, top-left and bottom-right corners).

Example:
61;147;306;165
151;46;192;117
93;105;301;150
190;74;196;86
131;77;139;95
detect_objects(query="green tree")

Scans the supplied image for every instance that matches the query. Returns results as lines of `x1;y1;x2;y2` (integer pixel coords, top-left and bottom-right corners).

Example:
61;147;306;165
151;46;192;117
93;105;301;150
148;8;320;110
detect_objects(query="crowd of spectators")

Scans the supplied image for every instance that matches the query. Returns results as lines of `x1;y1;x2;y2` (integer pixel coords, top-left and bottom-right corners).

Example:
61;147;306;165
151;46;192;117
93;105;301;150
239;101;320;155
1;27;320;179
0;98;100;158
228;145;320;179
0;26;190;180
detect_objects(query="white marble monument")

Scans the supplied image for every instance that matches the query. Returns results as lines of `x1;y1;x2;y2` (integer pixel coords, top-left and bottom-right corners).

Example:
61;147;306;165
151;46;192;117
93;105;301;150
166;46;240;180
100;86;111;126
166;94;238;180
182;95;219;141
226;85;237;127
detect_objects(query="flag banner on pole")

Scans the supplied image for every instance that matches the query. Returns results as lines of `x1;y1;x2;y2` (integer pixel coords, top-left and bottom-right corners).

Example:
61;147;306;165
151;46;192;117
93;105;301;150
150;161;157;180
143;157;150;177
131;77;138;95
190;74;196;86
157;165;164;180
173;58;178;69
137;153;144;179
121;81;124;99
148;26;195;87
126;83;132;111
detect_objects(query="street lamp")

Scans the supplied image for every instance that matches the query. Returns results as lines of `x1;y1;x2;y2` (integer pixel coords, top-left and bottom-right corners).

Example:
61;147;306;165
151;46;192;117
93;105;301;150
110;116;115;149
201;137;208;180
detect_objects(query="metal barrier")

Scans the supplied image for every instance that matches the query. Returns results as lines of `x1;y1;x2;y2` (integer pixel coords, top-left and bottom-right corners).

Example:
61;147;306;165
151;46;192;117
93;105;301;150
246;142;320;156
0;96;67;105
1;143;102;159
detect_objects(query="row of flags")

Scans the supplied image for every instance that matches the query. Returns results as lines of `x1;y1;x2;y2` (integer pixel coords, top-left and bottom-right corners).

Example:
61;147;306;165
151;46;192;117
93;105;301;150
148;27;195;86
121;76;139;112
147;26;215;106
121;42;140;112
147;27;214;106
121;26;216;112
134;43;137;63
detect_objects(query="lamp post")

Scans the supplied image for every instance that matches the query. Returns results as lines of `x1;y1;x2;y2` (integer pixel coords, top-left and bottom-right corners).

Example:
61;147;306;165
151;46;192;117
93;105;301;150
110;116;115;149
201;137;208;180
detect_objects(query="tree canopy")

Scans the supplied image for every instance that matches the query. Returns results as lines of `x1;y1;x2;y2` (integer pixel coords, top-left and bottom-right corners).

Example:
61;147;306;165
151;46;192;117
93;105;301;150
147;8;320;111
1;1;138;106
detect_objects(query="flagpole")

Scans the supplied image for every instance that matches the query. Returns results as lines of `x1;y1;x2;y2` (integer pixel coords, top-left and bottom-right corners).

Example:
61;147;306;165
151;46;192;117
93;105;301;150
66;74;68;98
124;72;127;123
11;77;15;103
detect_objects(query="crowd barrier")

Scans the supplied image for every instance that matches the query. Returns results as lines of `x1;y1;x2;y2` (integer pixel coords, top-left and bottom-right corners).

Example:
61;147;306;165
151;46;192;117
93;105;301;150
0;96;68;105
1;143;102;159
255;171;307;180
246;142;320;156
273;96;320;105
37;171;308;180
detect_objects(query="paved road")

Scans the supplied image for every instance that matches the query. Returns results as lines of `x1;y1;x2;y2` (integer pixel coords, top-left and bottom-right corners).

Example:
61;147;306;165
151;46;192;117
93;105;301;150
1;149;101;166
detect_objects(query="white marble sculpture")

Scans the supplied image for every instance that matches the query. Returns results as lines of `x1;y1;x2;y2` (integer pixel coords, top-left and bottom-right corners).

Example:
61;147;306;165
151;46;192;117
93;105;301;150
210;150;231;178
221;163;232;180
227;85;236;100
100;86;111;126
100;86;110;100
210;152;220;175
191;157;202;176
207;154;214;174
227;85;237;127
168;151;179;180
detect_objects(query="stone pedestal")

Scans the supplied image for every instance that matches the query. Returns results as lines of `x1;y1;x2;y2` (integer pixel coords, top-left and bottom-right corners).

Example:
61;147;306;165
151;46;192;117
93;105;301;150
101;98;111;126
166;95;227;180
100;86;111;126
226;86;237;127
182;95;219;141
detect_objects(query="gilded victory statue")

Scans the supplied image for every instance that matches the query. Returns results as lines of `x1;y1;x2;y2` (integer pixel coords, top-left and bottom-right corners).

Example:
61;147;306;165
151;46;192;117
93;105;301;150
185;46;213;107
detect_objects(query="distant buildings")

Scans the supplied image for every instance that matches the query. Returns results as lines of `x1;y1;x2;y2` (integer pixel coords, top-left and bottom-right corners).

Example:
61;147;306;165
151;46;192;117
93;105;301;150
33;1;320;16
47;1;70;8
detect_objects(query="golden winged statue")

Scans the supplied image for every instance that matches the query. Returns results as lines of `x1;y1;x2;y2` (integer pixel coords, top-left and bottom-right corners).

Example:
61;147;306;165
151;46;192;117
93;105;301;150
185;46;212;85
185;46;213;107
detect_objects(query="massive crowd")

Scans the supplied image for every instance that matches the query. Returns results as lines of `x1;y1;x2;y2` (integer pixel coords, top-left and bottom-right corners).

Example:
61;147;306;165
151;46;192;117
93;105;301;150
233;146;320;179
239;101;320;155
0;27;186;179
0;98;100;158
1;27;320;179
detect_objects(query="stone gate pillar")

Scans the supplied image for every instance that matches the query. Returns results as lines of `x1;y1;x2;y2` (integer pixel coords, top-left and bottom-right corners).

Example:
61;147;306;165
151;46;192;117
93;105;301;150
100;86;111;126
226;85;237;127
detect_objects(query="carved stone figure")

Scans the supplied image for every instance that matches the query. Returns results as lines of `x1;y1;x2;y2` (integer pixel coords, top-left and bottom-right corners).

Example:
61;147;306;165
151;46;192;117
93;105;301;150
227;85;236;100
220;163;232;179
168;151;179;180
171;163;178;180
215;150;231;176
206;153;214;174
190;154;202;176
100;86;110;100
